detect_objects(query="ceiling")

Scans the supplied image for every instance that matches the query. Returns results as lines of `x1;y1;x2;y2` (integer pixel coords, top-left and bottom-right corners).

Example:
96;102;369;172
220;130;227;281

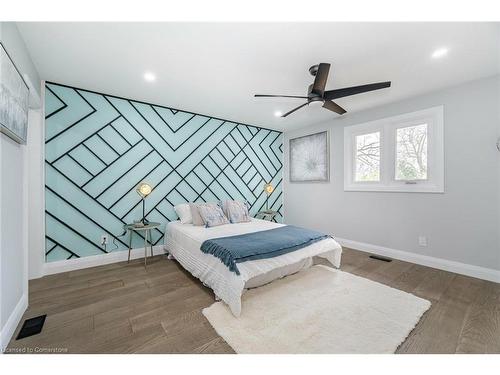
17;22;500;131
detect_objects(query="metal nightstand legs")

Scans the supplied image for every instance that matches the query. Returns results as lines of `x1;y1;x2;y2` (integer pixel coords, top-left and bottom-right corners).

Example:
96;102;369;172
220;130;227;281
127;229;132;263
143;229;154;266
127;228;154;267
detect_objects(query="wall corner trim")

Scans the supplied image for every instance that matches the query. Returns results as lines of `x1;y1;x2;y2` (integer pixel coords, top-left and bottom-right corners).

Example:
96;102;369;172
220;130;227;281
0;293;28;352
336;237;500;283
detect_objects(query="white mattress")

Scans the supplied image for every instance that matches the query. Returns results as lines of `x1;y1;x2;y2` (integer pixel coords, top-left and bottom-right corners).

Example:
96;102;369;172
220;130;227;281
164;218;342;317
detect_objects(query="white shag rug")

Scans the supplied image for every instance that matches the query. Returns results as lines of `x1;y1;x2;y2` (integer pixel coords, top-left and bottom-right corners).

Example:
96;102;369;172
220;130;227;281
203;265;431;353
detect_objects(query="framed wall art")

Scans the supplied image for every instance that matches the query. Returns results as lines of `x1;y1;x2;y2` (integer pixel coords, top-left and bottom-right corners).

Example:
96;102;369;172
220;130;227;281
289;130;329;182
0;42;29;144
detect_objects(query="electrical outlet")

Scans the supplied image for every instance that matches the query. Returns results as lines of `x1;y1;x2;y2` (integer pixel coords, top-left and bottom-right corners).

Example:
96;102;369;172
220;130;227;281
418;235;427;247
100;234;108;246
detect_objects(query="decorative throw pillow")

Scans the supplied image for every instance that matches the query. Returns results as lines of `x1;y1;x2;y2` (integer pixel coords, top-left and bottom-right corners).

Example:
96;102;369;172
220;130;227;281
174;203;192;224
219;200;229;217
189;203;205;226
196;203;229;227
225;200;251;223
220;200;250;217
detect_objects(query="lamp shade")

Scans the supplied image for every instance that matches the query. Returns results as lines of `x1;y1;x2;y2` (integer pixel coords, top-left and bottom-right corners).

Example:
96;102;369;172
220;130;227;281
136;182;152;198
263;183;274;195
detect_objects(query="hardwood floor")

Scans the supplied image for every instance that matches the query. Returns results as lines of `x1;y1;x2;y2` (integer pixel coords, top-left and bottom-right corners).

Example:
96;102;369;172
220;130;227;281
6;248;500;354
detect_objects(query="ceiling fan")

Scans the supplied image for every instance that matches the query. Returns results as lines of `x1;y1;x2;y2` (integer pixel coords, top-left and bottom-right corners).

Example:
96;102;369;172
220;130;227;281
255;63;391;117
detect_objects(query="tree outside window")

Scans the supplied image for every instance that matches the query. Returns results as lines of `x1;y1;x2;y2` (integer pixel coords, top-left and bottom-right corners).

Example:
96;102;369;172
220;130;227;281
395;124;427;180
355;132;380;182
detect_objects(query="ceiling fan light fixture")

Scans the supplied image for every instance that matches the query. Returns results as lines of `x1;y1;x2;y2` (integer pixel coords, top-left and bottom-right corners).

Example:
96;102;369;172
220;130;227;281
308;99;324;107
254;62;391;118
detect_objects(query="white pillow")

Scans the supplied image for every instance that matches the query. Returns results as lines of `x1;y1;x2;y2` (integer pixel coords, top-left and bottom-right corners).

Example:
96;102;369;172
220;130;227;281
174;203;193;224
189;202;206;226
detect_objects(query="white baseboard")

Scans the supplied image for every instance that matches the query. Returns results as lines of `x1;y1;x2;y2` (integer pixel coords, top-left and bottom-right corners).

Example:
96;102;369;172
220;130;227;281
336;237;500;283
43;245;165;276
1;293;28;352
36;237;500;283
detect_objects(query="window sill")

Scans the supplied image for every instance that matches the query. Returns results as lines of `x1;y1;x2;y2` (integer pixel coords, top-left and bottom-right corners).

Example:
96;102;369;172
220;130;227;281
344;183;444;193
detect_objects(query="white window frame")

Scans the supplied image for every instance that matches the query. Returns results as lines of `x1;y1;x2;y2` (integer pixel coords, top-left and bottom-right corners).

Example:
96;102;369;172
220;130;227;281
344;106;444;193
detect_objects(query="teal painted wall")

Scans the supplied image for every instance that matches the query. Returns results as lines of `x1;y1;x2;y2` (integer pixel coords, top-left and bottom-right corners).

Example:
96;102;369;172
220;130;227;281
44;82;283;262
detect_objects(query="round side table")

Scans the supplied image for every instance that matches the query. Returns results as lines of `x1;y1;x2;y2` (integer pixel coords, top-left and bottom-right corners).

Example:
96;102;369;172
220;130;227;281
124;222;161;266
255;210;278;221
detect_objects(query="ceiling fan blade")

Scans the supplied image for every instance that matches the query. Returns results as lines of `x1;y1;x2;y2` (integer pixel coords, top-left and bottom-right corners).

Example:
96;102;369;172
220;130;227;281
311;63;331;96
324;81;391;100
282;102;308;117
254;94;309;99
323;100;346;115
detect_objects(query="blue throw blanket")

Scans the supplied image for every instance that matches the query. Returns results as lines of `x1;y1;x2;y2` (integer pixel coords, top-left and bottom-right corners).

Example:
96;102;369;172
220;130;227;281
200;225;331;275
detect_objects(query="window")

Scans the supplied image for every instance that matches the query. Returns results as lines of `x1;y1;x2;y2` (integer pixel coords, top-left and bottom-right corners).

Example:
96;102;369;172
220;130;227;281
395;124;427;181
344;106;443;193
355;132;380;182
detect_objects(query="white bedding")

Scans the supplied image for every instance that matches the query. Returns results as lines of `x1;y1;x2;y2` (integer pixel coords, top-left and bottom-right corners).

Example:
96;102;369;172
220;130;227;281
164;218;342;316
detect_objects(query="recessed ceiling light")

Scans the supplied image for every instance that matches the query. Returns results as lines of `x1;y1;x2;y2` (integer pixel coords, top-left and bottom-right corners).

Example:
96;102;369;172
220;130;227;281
431;48;448;59
143;71;156;82
274;111;282;117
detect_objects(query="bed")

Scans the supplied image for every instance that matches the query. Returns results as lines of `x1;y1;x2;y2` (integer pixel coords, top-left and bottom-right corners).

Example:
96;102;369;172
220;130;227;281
164;218;342;316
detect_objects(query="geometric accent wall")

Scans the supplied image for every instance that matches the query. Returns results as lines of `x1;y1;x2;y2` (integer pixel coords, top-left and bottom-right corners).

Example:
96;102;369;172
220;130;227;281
44;82;283;262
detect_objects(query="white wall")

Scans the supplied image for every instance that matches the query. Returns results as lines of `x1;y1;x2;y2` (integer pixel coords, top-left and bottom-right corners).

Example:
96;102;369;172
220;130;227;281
27;109;44;280
0;135;29;349
284;75;500;279
0;22;41;349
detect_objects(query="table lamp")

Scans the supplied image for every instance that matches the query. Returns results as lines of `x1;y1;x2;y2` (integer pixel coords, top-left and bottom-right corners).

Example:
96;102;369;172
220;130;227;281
136;182;152;224
263;182;274;212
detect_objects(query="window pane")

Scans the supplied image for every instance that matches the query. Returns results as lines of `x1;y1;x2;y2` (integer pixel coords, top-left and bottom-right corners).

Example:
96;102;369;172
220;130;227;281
355;132;380;181
395;123;428;180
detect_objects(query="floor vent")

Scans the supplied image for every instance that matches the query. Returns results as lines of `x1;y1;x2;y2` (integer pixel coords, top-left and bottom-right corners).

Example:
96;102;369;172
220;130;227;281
16;314;47;340
369;255;393;262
